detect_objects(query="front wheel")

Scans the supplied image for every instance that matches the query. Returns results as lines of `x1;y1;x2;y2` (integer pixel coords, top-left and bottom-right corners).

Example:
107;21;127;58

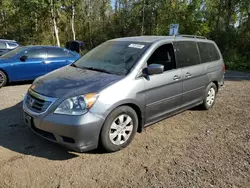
201;82;217;110
0;70;7;88
100;106;138;152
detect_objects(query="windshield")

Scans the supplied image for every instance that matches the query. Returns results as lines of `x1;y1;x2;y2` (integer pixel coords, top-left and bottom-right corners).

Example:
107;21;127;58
1;47;27;58
73;41;149;75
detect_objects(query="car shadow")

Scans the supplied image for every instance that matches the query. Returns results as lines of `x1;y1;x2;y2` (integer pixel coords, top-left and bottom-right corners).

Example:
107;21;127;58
189;106;202;111
0;101;79;160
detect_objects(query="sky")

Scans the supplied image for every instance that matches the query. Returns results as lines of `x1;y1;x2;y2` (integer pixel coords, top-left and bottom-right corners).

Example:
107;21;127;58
111;0;115;8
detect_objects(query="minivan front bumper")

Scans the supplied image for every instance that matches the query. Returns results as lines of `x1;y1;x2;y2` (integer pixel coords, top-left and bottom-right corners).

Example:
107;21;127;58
23;102;105;152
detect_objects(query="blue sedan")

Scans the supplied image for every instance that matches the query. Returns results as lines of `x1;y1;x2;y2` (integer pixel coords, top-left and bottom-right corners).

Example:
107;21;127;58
0;46;80;87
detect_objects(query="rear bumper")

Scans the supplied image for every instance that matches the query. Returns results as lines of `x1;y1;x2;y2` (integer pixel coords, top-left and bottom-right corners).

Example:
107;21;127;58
219;74;225;88
23;102;105;152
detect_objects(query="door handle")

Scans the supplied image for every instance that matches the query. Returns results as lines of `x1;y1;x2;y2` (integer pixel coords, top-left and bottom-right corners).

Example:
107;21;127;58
173;75;181;80
186;72;192;77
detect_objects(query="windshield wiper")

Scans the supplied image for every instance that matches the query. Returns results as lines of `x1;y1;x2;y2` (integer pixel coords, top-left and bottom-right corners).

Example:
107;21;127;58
83;67;114;75
71;64;120;75
70;63;78;68
70;63;80;68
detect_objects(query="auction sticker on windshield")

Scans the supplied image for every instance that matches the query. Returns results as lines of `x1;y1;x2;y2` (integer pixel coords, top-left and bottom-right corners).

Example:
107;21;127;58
128;44;145;49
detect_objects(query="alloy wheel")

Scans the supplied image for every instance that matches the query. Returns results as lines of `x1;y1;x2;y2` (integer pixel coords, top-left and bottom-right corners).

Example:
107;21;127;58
0;72;4;87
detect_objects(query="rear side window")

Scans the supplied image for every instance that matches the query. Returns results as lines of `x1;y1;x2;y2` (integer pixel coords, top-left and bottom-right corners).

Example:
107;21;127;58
0;42;6;49
175;41;200;67
67;51;75;57
48;48;69;58
198;42;220;63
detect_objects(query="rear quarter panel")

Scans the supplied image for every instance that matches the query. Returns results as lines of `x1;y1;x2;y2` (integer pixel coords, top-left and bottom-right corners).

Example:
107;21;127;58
205;60;224;88
205;41;224;88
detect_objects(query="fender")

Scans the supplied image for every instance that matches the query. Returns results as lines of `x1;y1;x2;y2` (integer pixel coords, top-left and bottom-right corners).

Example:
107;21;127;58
102;98;145;131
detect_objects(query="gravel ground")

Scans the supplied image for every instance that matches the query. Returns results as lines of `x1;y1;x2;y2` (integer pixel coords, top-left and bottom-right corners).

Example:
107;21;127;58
0;74;250;188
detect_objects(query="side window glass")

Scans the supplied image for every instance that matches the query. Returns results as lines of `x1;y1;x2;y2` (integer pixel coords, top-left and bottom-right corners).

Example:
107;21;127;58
24;48;47;59
147;44;176;72
208;43;220;61
0;42;6;49
198;42;210;63
175;41;200;67
67;51;75;57
198;42;220;63
48;48;68;58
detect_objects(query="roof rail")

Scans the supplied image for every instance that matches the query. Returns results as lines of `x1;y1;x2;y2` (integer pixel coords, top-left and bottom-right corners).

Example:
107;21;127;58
176;35;207;39
0;39;16;42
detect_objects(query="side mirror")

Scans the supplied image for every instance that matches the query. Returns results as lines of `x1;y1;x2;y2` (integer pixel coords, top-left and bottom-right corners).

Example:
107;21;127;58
20;55;27;62
146;64;164;75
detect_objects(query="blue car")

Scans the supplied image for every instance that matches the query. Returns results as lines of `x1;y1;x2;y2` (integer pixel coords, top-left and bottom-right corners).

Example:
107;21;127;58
0;46;80;87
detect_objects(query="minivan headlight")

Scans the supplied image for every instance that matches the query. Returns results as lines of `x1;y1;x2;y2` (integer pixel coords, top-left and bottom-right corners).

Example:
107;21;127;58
54;93;98;115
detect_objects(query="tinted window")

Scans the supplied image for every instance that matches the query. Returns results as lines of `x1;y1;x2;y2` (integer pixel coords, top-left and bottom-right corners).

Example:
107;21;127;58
175;41;200;67
24;48;47;58
209;43;220;61
67;51;75;57
1;47;28;58
48;48;68;58
73;41;149;75
147;44;176;71
198;42;220;63
0;42;6;49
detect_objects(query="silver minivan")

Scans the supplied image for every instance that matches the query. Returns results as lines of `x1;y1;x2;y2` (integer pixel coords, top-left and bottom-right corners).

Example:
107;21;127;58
23;36;225;152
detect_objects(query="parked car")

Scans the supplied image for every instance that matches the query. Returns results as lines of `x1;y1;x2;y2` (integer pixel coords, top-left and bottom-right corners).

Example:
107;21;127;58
23;36;225;152
0;45;80;87
0;39;19;56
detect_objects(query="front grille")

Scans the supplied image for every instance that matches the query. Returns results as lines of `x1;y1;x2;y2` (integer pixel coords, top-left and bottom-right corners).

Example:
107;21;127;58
25;92;52;113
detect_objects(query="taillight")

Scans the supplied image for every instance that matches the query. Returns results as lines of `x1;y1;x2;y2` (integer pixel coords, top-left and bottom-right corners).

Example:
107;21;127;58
222;63;226;73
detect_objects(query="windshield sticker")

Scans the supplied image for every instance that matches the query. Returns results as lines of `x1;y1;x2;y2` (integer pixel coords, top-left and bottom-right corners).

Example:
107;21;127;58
128;44;145;49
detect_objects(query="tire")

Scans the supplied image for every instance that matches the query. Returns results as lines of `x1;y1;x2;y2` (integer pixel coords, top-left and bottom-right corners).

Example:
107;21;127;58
201;82;217;110
100;106;138;152
0;70;7;88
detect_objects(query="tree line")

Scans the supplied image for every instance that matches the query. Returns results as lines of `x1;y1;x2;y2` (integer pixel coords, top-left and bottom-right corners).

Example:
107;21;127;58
0;0;250;71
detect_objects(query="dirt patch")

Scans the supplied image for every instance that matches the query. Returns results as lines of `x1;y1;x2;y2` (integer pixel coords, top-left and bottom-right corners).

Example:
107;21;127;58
0;80;250;188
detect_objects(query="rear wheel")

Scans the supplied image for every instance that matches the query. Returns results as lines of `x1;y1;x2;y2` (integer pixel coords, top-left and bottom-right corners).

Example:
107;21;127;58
201;82;217;110
100;106;138;152
0;70;7;88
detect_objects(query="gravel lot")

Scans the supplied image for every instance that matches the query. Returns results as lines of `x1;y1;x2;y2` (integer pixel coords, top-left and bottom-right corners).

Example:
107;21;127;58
0;72;250;188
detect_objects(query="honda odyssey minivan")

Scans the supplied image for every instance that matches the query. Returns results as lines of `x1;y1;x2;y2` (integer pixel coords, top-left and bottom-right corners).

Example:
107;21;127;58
23;35;225;152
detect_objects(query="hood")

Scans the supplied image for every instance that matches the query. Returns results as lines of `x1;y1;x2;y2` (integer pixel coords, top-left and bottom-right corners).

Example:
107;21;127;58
31;65;124;98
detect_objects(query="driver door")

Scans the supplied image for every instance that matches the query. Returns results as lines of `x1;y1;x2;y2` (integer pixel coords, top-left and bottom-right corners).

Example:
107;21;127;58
12;47;47;81
144;43;182;124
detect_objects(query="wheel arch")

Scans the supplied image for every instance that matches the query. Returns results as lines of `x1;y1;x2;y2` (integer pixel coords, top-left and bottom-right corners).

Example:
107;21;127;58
103;100;145;133
122;103;143;133
212;80;219;91
0;68;9;83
